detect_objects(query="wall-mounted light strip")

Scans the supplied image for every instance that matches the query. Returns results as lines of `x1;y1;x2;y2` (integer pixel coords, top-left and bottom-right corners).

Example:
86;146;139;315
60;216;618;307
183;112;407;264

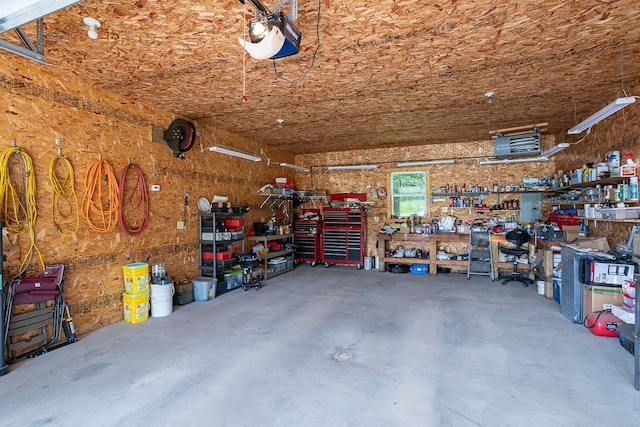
327;164;378;171
280;162;310;172
541;143;569;158
396;159;455;167
208;146;261;162
479;156;548;165
568;97;636;134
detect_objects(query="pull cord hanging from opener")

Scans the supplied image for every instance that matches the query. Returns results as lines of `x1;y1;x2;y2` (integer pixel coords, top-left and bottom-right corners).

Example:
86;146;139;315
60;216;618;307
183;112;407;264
48;142;79;237
81;155;120;233
118;160;149;236
0;142;44;275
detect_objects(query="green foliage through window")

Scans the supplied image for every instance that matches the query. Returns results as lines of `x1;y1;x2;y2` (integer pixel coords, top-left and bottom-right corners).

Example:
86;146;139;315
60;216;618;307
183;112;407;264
390;171;427;218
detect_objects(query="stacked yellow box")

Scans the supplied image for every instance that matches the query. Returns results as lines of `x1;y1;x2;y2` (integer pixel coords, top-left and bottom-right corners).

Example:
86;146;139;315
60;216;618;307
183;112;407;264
122;262;150;324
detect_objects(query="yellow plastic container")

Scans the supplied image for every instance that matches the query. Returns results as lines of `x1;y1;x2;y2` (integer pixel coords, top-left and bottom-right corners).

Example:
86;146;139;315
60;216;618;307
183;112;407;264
123;262;150;294
123;292;149;324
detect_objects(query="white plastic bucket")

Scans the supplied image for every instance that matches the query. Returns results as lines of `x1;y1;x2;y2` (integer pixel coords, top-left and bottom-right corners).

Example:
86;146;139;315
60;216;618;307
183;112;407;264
364;256;372;270
537;280;545;296
150;283;174;317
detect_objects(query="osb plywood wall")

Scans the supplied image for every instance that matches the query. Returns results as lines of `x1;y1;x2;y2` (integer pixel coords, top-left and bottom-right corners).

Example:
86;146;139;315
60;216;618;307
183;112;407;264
295;141;558;256
0;52;293;336
555;79;640;248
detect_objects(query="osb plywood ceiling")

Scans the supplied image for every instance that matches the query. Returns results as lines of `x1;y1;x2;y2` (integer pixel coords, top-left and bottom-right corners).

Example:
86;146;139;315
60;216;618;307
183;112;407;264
3;0;640;154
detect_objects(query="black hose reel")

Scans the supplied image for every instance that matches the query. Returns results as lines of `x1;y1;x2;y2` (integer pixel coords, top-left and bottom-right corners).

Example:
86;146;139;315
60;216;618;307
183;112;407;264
163;119;196;159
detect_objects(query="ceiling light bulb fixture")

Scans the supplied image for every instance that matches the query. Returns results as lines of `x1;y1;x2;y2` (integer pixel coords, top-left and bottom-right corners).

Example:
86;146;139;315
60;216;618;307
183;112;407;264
208;146;261;162
280;162;309;172
83;17;101;40
484;91;494;104
567;96;636;134
250;19;269;40
327;164;378;171
277;118;284;128
396;159;455;167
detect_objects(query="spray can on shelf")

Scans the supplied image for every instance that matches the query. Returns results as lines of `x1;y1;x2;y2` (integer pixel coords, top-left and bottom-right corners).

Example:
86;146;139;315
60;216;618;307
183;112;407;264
629;176;639;201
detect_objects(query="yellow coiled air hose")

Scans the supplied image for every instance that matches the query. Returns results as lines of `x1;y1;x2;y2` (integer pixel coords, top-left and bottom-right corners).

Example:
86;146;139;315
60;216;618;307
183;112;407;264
0;146;44;275
48;155;80;237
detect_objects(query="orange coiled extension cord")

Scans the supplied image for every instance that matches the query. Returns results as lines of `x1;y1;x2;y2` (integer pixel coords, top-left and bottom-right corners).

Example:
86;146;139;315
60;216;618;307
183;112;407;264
118;163;149;236
81;159;120;233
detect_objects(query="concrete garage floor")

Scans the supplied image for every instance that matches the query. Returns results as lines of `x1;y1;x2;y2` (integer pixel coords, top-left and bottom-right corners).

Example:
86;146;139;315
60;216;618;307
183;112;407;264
2;265;639;426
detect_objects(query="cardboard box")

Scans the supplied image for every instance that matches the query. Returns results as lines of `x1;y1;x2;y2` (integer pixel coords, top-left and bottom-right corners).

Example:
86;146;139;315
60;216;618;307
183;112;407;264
563;225;588;242
583;284;623;320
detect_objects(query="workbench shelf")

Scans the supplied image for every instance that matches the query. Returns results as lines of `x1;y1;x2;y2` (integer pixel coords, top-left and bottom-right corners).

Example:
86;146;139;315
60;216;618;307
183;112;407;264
247;234;295;280
545;176;630;193
378;232;529;276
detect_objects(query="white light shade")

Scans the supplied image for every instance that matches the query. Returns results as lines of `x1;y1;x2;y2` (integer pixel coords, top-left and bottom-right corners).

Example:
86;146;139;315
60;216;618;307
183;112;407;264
397;159;455;167
541;143;569;158
238;26;285;60
479;157;548;165
568;97;636;134
0;0;81;33
208;146;261;162
280;163;309;172
327;164;378;171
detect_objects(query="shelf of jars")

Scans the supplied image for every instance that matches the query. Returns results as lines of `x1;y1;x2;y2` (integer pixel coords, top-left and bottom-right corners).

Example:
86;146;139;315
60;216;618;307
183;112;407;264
544;176;631;193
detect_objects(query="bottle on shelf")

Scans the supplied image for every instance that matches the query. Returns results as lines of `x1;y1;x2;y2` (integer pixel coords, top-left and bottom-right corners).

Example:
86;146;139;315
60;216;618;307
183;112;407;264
629;176;639;202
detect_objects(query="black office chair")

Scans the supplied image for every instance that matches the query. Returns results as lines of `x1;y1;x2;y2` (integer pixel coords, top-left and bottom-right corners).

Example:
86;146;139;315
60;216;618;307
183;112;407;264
499;228;532;287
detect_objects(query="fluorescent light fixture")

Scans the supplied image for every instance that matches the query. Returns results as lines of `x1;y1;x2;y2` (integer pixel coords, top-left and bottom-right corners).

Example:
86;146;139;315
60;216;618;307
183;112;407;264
327;164;378;171
280;162;309;172
397;159;455;167
541;143;569;158
568;97;636;134
208;146;261;162
0;0;81;33
479;157;548;165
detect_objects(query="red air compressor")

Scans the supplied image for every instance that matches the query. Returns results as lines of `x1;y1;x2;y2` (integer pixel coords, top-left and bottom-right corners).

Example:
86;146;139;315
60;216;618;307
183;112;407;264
583;310;622;337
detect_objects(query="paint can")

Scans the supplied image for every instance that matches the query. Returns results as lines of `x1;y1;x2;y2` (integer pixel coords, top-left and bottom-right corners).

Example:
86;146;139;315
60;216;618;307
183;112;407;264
364;256;372;270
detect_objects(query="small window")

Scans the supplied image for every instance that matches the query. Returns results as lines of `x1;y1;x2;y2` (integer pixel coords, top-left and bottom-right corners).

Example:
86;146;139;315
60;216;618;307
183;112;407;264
389;171;428;218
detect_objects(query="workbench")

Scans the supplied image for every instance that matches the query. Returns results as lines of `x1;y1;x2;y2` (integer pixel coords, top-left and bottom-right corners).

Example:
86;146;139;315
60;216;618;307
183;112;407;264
378;233;532;280
377;232;523;276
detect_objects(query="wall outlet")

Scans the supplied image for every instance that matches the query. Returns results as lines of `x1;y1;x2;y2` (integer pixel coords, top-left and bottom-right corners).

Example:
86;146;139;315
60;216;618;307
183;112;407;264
150;184;160;191
441;207;449;213
177;220;185;230
373;216;380;223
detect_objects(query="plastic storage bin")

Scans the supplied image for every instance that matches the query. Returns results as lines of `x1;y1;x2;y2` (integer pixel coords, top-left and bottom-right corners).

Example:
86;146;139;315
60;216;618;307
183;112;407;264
596;207;640;219
123;292;149;324
223;267;243;290
411;264;429;275
122;262;150;294
192;277;217;301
